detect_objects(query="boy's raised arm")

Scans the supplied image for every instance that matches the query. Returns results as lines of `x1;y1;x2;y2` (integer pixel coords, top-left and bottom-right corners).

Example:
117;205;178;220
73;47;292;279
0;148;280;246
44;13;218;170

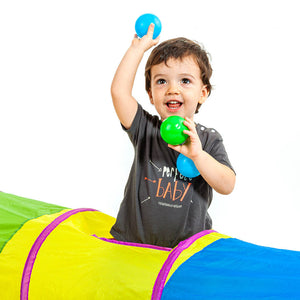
111;24;159;129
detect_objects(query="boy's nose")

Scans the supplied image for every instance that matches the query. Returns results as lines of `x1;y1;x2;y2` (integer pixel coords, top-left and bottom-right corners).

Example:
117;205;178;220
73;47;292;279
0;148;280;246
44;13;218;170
166;82;180;95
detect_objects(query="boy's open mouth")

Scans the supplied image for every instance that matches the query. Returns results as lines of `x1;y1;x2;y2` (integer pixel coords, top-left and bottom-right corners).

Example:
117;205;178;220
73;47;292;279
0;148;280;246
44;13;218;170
166;100;183;111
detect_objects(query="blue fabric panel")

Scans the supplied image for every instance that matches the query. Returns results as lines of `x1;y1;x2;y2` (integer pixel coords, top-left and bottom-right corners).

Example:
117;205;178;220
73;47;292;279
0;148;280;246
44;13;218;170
161;238;300;299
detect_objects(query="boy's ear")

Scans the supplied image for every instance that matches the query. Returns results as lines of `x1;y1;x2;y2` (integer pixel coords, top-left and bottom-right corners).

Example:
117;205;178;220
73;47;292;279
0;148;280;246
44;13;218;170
148;89;154;104
199;85;209;105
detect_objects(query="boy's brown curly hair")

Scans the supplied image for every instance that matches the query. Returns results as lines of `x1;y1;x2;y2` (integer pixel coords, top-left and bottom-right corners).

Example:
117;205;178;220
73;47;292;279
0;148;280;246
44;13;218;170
145;37;213;113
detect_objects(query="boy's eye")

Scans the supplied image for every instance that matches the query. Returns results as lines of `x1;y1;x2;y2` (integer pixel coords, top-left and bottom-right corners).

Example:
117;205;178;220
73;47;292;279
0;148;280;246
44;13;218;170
156;79;166;85
181;78;191;84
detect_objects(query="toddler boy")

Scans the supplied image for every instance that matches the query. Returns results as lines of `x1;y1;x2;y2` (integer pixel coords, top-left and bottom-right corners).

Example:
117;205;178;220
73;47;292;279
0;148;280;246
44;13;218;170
110;24;235;248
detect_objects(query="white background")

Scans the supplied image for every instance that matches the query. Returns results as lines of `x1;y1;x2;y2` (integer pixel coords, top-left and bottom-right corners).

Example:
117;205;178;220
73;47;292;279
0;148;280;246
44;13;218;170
1;0;299;250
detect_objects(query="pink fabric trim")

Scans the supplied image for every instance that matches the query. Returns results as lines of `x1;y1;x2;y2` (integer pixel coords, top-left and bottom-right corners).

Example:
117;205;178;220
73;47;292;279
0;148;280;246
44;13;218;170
95;236;172;252
151;230;216;300
20;208;96;300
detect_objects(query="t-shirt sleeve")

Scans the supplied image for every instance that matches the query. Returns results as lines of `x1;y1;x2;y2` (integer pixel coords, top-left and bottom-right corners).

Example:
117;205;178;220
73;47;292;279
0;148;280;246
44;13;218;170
121;104;145;145
121;104;159;147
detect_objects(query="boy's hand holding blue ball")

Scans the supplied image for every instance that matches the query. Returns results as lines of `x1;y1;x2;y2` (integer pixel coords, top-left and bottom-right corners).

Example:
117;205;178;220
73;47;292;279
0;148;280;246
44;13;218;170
135;14;162;39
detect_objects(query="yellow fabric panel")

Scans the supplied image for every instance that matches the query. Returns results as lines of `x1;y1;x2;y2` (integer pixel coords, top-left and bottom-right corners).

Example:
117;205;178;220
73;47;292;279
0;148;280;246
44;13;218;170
0;209;70;300
29;210;170;299
165;232;230;284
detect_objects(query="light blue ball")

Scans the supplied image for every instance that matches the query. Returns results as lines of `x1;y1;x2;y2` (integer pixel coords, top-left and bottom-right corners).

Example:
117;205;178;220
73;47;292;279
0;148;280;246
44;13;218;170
135;14;162;39
176;153;200;178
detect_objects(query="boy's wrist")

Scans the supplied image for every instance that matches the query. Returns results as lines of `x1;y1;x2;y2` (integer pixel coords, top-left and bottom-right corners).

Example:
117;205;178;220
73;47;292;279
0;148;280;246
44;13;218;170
193;149;206;162
129;43;145;56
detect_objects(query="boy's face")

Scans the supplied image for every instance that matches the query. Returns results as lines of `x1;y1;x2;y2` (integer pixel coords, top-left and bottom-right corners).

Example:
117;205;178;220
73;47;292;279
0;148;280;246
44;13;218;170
148;55;208;121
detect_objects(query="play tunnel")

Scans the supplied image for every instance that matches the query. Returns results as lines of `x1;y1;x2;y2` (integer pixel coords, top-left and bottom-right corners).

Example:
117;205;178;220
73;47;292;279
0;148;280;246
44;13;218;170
1;191;300;299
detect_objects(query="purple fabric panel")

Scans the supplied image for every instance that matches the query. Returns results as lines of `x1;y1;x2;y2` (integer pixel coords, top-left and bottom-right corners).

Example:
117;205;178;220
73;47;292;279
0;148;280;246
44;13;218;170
20;208;96;300
151;230;216;300
95;236;172;251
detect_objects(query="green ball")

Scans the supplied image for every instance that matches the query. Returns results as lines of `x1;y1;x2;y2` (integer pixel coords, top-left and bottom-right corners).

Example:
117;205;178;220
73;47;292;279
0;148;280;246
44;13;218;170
160;116;189;145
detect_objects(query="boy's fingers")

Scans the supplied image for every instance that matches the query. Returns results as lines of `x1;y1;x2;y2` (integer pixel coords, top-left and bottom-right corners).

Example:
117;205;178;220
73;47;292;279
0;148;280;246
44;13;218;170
147;23;155;37
184;119;196;132
153;36;160;45
183;130;192;136
168;144;181;153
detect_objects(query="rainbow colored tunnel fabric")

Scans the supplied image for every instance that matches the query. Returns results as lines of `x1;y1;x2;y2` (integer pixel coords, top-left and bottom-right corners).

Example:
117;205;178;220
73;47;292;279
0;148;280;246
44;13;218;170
1;191;300;299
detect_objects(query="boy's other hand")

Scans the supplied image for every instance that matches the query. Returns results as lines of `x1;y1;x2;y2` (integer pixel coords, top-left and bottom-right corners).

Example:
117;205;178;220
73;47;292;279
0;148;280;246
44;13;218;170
168;117;203;161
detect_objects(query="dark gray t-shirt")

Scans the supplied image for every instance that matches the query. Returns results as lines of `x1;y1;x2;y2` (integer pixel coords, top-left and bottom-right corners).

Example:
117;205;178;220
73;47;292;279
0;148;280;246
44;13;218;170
110;104;234;248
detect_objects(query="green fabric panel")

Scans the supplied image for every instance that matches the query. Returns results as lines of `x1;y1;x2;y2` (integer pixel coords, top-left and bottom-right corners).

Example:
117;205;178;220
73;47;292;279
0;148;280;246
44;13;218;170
0;191;68;253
